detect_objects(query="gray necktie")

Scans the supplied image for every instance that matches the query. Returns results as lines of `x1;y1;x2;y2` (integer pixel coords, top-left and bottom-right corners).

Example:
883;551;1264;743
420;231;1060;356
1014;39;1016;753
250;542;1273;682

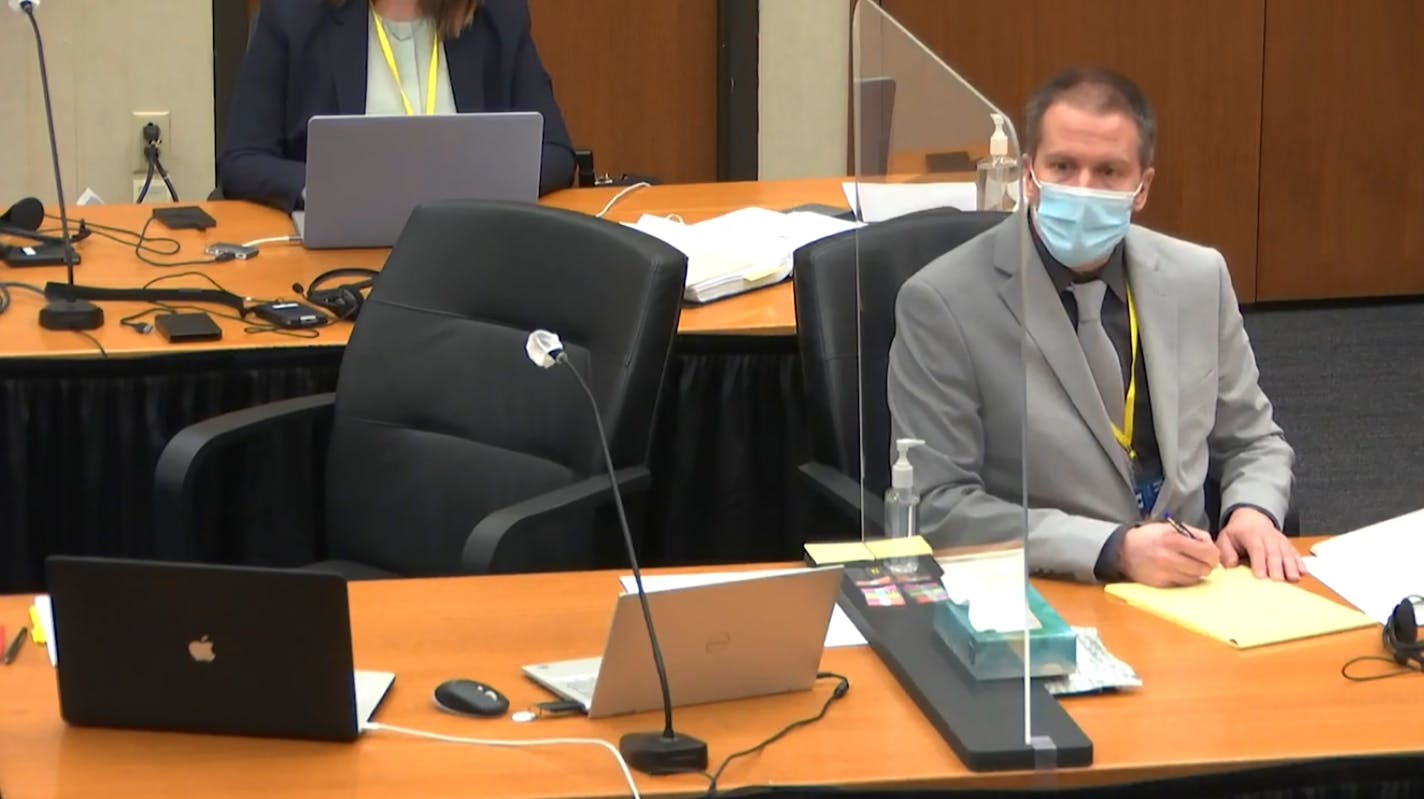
1070;280;1125;427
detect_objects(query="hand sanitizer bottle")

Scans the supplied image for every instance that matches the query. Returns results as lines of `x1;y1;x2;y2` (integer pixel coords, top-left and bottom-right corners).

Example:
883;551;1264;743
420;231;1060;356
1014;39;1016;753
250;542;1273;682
884;438;925;575
976;113;1020;212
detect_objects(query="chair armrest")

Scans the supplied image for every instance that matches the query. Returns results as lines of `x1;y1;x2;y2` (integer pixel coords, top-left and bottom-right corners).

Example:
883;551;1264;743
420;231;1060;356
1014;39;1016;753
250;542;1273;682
798;461;885;534
461;466;651;573
153;393;336;558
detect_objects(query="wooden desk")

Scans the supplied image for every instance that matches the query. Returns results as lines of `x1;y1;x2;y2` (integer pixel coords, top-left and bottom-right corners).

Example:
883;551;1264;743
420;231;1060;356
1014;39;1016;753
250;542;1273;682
0;179;845;358
1;540;1418;798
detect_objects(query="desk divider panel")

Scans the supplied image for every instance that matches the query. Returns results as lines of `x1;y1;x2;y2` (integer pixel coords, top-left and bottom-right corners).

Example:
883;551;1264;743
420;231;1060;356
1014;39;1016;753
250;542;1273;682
848;0;1090;774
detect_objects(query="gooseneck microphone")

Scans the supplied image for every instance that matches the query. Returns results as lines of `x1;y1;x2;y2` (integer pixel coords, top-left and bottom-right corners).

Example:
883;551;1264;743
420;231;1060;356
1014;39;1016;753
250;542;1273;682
13;0;102;330
525;330;709;775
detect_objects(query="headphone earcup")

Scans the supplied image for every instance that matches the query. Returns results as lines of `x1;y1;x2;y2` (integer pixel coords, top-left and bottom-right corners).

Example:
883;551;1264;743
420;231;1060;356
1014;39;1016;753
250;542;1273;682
334;287;364;319
1387;597;1420;665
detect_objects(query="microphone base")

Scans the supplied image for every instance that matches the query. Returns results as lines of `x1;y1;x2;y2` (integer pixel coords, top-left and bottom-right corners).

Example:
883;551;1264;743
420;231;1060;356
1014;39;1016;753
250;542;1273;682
39;298;103;331
619;731;709;775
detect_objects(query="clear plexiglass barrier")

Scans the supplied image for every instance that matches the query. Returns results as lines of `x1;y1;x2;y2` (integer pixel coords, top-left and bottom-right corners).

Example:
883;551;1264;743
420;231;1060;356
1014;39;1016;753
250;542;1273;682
841;0;1091;773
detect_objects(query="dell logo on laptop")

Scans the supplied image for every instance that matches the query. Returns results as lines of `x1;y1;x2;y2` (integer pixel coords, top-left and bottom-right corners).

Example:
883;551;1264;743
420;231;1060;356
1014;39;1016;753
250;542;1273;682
188;635;216;663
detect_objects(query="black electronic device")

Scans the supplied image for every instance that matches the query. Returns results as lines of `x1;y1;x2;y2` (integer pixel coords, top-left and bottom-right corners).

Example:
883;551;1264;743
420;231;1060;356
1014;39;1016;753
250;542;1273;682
432;679;509;718
525;329;708;775
155;312;222;343
11;0;101;330
152;206;217;231
294;267;379;320
252;300;327;329
1385;595;1424;668
3;241;81;267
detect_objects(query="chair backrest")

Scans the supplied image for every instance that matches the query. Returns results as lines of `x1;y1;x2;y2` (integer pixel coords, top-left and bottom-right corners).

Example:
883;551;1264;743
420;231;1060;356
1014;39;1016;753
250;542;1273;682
324;200;687;574
793;208;1006;498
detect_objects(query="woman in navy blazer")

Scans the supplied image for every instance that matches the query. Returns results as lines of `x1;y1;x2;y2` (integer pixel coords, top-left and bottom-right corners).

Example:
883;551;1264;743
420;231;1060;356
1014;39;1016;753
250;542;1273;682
219;0;575;211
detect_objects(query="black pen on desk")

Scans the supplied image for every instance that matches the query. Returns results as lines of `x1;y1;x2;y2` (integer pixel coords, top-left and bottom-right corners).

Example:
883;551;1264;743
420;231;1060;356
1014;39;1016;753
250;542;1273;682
2;626;26;665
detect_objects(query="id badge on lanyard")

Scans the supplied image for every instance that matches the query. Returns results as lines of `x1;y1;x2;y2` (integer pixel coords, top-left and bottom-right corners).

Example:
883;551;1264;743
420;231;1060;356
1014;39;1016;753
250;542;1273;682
1134;474;1163;518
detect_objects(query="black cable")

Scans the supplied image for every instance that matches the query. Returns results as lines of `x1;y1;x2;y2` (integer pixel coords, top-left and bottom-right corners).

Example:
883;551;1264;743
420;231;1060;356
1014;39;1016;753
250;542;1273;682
1342;655;1417;682
684;672;850;797
73;329;107;359
122;273;319;339
153;152;180;202
130;216;220;268
46;214;182;257
135;147;156;204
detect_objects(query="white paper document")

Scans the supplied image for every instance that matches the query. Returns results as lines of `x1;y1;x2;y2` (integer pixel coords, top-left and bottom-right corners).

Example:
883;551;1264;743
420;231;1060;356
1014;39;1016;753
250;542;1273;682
617;570;866;648
624;207;861;303
841;181;978;223
1305;508;1424;623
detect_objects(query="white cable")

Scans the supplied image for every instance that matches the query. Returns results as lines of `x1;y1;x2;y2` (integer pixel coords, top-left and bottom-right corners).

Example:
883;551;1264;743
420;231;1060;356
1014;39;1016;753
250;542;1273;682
594;182;651;218
239;235;301;248
362;721;641;799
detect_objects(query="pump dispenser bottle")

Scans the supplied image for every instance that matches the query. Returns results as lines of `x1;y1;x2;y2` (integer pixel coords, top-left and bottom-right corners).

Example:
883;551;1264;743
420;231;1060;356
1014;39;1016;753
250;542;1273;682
884;438;925;575
976;113;1020;212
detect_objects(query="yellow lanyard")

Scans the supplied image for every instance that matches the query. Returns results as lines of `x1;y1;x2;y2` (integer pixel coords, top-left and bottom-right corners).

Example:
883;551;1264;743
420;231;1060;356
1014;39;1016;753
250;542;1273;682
1113;287;1140;459
371;6;440;116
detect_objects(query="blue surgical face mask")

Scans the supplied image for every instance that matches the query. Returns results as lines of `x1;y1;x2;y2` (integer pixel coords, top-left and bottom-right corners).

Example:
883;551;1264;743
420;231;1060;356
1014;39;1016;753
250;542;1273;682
1030;171;1142;269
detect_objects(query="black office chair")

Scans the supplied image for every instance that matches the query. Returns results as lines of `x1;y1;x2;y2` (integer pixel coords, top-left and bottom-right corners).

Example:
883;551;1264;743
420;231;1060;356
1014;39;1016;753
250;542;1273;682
153;200;687;577
793;208;1008;535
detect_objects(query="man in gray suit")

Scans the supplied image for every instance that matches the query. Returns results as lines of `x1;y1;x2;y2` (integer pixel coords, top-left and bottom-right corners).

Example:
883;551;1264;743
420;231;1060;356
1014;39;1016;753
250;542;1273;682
888;67;1299;587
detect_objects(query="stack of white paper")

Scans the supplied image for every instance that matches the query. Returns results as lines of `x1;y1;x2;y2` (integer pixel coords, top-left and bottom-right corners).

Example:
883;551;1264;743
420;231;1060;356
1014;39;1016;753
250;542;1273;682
1303;508;1424;622
624;207;861;303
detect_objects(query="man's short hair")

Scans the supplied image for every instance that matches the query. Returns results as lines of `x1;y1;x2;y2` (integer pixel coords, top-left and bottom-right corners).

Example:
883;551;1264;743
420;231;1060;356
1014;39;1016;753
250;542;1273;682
1023;67;1156;167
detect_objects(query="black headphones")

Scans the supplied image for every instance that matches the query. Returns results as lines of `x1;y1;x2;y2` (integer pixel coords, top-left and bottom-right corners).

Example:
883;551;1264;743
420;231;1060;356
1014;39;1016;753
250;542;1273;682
293;267;379;321
1385;595;1424;668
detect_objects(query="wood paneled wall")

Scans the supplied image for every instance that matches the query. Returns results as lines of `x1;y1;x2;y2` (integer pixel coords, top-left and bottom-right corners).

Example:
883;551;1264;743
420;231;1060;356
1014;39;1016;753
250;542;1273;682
1257;0;1424;300
528;0;718;185
239;0;719;184
881;0;1266;300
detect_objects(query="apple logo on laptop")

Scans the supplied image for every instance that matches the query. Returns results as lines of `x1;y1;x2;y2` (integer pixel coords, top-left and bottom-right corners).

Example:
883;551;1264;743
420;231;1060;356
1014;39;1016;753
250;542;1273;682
188;635;216;663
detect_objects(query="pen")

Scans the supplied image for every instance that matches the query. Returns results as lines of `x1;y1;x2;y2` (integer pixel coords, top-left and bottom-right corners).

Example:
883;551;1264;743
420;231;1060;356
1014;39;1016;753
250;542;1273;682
1162;513;1196;541
2;626;26;665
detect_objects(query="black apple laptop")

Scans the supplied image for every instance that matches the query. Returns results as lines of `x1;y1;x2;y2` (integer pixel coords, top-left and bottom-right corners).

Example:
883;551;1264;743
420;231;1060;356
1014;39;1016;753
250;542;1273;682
296;111;544;249
46;556;394;742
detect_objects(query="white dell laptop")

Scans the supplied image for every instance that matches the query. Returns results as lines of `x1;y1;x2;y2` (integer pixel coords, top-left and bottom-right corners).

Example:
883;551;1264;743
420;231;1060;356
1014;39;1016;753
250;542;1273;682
46;556;394;742
523;567;843;719
295;111;543;249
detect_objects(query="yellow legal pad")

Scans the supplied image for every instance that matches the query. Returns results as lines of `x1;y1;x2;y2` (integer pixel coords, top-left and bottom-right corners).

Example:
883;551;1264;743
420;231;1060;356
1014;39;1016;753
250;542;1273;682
804;536;932;566
1105;566;1375;648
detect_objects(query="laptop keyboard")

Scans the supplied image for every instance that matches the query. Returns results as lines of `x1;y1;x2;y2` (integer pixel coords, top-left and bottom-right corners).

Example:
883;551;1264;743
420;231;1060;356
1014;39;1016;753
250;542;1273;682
561;671;599;701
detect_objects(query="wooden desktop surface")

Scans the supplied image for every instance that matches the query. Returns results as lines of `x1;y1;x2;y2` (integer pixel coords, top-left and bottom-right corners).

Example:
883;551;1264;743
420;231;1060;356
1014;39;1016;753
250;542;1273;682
0;179;847;358
0;539;1416;799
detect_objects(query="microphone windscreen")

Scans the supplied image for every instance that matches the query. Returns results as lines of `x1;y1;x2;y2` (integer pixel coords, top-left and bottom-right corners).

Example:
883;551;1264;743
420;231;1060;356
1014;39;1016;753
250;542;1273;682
1;197;45;230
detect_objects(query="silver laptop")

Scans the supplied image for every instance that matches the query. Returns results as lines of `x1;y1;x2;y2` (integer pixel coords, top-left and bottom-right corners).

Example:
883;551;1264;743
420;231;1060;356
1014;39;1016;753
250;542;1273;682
46;556;394;742
524;567;843;719
296;111;543;249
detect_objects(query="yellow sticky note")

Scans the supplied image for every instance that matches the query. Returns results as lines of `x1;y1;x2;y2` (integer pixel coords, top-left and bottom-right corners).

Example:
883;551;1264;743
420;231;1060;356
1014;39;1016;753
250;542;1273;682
804;541;875;566
805;536;931;565
865;536;932;559
28;605;46;644
1106;566;1375;648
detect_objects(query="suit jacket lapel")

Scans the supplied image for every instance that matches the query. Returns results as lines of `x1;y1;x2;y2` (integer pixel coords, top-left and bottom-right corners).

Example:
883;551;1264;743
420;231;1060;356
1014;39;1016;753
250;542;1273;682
329;0;369;114
1125;229;1180;510
994;217;1133;485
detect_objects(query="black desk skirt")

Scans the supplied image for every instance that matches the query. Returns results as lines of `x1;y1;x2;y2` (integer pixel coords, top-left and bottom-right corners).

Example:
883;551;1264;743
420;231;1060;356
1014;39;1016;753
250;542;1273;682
0;335;849;593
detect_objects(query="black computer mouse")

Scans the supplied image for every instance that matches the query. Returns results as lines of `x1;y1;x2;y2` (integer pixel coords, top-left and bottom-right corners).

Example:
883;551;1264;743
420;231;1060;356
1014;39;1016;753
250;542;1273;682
433;679;510;718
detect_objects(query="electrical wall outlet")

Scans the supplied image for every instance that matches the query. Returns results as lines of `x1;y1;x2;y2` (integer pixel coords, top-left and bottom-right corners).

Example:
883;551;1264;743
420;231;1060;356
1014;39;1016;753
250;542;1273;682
131;110;172;173
133;175;173;204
